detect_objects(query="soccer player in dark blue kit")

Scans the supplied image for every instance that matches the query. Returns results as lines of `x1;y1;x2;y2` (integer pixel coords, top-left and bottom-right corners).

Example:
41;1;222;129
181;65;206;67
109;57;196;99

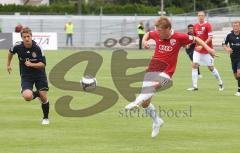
223;21;240;96
7;27;50;124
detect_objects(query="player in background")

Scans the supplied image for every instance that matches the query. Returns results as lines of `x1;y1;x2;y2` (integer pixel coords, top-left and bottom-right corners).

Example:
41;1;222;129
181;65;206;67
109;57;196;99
187;11;224;91
185;24;201;78
222;21;240;96
125;17;216;138
7;27;50;125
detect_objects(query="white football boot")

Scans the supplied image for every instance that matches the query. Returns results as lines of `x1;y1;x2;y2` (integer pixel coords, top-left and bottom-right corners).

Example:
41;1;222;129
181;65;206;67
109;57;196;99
151;118;164;138
234;92;240;96
187;87;198;91
42;118;50;125
125;102;139;110
219;83;224;91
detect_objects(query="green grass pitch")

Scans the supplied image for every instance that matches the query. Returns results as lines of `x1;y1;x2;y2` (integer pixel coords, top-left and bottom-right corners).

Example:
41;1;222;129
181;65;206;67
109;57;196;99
0;49;239;153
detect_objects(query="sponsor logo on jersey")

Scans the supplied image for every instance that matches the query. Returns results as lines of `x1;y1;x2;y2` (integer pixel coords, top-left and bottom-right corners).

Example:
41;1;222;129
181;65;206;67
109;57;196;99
231;43;240;46
197;31;203;35
159;45;173;52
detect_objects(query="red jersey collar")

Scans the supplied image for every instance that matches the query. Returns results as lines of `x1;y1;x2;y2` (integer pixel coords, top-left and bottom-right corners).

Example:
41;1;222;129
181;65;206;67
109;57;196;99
198;20;207;26
159;30;174;40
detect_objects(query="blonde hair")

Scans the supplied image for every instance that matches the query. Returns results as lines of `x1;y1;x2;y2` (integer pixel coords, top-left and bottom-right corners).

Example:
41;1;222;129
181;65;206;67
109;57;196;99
155;16;171;29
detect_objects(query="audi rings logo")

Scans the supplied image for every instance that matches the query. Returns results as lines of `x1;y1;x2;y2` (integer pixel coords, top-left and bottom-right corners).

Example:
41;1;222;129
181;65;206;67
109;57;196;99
159;45;173;52
104;36;133;48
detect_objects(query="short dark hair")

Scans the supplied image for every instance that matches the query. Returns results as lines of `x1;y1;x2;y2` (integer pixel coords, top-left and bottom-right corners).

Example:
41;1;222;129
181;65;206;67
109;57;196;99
232;20;240;25
188;24;194;28
20;27;32;37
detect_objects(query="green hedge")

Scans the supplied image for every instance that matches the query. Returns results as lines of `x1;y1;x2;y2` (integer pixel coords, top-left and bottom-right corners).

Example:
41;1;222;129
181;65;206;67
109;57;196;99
101;4;159;14
0;4;181;15
0;4;77;14
165;6;185;15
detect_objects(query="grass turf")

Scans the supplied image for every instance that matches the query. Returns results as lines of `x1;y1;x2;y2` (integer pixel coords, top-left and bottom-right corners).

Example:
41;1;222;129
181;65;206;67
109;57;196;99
0;49;239;153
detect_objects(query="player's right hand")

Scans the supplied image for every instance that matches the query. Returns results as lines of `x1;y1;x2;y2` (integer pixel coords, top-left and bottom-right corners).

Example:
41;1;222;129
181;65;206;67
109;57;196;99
7;65;12;74
143;41;150;49
209;49;218;58
227;48;233;54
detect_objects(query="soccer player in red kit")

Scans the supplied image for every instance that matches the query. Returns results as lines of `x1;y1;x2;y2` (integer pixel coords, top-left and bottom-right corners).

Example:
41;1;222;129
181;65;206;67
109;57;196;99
125;16;216;138
187;11;224;91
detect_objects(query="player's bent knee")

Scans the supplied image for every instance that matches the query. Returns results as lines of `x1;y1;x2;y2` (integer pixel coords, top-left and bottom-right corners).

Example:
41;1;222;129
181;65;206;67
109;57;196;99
142;99;151;108
22;94;33;101
208;66;214;71
39;91;47;98
192;63;199;69
155;78;173;92
22;90;33;101
39;96;48;103
237;71;240;78
23;97;32;101
39;91;48;102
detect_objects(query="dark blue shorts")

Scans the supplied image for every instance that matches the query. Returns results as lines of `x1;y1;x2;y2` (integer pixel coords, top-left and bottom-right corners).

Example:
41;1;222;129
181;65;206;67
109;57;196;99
186;51;193;61
231;58;240;73
21;76;49;93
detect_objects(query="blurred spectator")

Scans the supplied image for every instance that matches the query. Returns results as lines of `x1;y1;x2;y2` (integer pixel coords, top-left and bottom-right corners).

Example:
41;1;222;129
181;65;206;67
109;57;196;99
137;21;145;50
64;21;74;46
15;23;23;33
145;21;151;32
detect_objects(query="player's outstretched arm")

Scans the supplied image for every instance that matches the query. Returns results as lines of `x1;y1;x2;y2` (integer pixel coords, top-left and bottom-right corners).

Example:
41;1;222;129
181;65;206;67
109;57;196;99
7;52;13;74
195;36;216;57
142;32;150;49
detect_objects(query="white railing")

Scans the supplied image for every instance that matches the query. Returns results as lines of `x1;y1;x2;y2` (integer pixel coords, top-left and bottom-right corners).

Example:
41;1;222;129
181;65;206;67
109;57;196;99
0;5;239;48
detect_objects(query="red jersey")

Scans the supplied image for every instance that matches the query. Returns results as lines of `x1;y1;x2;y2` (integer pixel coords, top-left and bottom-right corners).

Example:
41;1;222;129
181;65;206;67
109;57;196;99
193;21;213;54
147;30;194;77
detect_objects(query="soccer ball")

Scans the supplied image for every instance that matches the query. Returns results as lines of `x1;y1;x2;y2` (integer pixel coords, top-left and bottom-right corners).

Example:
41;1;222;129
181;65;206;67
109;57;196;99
80;75;97;91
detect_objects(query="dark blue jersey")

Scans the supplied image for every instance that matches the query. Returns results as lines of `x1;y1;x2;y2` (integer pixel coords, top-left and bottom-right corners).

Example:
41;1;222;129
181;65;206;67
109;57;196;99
223;31;240;58
9;40;47;78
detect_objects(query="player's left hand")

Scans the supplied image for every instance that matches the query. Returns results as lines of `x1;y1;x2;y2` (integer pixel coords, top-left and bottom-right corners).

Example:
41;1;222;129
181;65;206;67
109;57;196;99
143;41;150;49
25;60;32;67
7;65;12;74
